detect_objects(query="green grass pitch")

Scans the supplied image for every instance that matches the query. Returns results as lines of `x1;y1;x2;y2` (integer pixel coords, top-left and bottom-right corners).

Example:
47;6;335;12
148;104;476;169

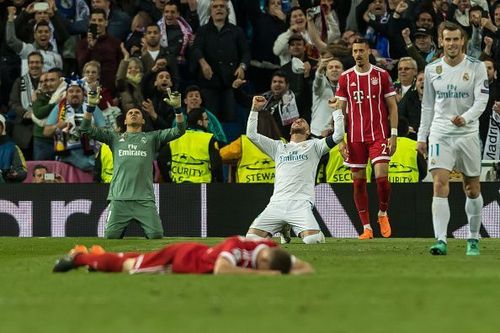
1;237;500;333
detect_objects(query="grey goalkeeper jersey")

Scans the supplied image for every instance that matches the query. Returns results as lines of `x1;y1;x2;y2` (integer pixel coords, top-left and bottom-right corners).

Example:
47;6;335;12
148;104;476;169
81;118;185;200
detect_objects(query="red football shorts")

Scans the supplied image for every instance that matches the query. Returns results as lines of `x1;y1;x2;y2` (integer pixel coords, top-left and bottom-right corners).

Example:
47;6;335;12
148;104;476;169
345;139;391;169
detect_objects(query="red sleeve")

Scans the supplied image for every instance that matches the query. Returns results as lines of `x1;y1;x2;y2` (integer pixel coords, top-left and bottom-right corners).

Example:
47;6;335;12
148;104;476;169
381;70;396;98
335;73;348;101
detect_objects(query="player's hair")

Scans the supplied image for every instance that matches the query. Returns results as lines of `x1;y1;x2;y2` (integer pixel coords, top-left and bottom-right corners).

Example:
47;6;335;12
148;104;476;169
269;248;292;274
352;38;369;47
440;21;465;39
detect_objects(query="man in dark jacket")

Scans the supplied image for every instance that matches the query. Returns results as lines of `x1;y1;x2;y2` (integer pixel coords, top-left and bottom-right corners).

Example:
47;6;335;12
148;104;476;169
192;0;250;122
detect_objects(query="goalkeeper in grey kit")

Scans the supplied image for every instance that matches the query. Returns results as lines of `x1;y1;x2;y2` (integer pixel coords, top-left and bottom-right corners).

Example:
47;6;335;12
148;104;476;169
81;88;186;239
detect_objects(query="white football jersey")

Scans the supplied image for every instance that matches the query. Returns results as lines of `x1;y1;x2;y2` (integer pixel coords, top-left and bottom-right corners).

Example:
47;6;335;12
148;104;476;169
246;112;330;204
418;55;489;142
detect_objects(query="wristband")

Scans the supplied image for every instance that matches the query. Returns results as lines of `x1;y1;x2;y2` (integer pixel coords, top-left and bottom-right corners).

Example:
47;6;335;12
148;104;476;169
391;128;398;136
87;105;96;113
174;108;183;115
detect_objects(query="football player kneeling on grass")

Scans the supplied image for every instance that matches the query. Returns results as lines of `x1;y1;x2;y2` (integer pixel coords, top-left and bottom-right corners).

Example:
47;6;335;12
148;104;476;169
53;236;314;275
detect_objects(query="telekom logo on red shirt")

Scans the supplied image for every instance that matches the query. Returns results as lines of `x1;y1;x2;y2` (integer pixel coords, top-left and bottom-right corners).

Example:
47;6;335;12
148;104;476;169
352;90;364;104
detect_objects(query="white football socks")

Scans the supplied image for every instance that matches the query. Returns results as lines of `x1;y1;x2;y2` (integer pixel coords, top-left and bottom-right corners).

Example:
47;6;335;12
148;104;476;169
465;194;483;240
432;197;450;243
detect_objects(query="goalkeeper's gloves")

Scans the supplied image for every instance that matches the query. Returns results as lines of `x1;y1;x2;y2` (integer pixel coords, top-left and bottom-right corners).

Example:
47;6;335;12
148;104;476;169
163;88;182;113
87;86;102;110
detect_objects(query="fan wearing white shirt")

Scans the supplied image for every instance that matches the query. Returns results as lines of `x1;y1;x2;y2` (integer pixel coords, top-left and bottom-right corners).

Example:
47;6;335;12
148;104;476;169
417;21;488;256
245;96;344;244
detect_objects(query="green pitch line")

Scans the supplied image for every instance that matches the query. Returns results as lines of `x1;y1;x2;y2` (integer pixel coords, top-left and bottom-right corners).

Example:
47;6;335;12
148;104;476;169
1;238;500;333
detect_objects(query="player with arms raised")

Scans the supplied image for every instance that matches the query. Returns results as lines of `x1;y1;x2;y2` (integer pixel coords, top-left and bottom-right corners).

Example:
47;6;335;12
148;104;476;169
417;22;488;256
245;95;344;244
335;38;399;239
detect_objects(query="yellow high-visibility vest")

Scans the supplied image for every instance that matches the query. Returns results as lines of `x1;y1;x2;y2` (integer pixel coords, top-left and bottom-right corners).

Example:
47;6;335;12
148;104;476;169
237;135;276;183
170;130;213;183
388;137;419;183
99;143;114;183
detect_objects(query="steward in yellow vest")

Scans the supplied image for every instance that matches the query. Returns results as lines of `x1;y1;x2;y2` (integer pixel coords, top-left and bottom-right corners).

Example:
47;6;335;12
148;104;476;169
157;108;222;183
237;135;276;183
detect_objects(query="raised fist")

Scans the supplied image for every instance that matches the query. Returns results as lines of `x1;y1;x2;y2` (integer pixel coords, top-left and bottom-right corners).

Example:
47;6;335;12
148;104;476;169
251;96;267;112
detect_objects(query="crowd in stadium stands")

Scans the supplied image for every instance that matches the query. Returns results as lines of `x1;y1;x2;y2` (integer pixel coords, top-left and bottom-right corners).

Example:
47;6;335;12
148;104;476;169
0;0;499;184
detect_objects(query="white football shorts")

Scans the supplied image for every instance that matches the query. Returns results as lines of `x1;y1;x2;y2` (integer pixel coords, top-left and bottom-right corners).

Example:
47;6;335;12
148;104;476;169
427;133;481;177
249;200;321;236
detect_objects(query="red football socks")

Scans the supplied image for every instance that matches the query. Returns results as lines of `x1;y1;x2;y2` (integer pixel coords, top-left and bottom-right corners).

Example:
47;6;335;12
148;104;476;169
376;176;391;212
353;178;370;226
74;253;137;272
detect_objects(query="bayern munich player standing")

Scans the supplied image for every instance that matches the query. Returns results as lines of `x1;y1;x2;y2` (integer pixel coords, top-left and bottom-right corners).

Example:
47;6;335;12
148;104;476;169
335;38;399;240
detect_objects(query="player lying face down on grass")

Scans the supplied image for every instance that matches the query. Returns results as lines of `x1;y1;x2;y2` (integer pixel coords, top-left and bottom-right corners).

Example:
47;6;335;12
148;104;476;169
53;236;314;275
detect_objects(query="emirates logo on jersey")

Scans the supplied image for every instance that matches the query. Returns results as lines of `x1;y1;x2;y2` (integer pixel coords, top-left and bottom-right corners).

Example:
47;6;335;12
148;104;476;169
371;77;379;85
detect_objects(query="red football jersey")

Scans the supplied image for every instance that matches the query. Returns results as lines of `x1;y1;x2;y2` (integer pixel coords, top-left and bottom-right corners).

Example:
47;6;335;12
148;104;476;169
335;65;395;143
132;236;278;274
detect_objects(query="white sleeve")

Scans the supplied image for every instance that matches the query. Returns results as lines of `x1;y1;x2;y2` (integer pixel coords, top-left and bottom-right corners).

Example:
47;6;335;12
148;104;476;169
417;66;435;142
331;109;345;144
461;62;489;124
246;111;280;159
273;30;293;57
316;138;331;156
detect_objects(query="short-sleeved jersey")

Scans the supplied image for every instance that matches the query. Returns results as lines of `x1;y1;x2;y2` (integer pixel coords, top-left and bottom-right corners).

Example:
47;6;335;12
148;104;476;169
131;236;279;274
335;65;395;143
195;236;278;273
80;118;185;200
418;56;489;141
